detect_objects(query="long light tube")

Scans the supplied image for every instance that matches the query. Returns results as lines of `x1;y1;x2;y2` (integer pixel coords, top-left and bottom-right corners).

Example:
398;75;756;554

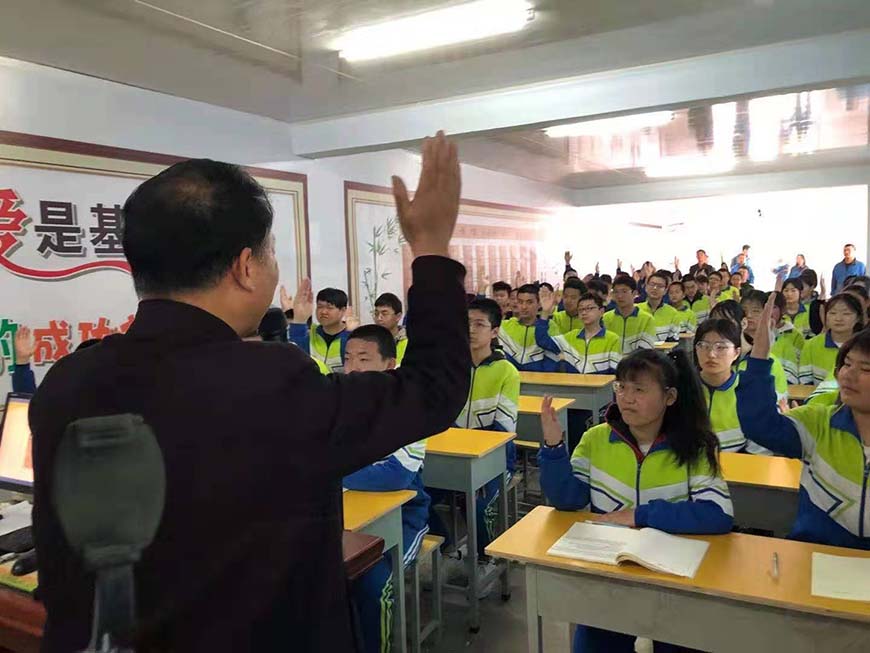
545;111;674;138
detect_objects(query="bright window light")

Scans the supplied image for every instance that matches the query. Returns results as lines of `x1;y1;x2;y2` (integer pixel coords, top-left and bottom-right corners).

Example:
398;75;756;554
545;112;674;138
644;154;736;178
335;0;534;62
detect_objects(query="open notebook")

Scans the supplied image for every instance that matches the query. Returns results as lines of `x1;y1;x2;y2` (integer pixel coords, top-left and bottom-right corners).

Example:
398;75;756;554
812;552;870;601
547;522;710;579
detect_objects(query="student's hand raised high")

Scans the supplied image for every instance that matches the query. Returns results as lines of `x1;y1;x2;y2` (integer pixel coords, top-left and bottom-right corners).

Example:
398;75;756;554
750;293;776;361
774;268;787;293
820;274;827;300
14;327;34;364
564;251;572;265
344;306;361;332
540;291;557;317
279;285;294;313
392;130;460;259
673;256;680;271
290;279;314;324
541;396;564;446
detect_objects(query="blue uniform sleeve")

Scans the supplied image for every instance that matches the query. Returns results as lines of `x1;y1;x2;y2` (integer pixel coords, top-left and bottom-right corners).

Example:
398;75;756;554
343;453;417;491
538;444;590;511
11;364;37;395
287;323;310;351
635;500;733;534
534;319;562;355
736;357;803;458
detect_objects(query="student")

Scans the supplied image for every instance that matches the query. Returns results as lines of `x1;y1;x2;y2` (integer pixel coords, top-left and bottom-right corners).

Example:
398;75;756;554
843;284;870;321
696;273;710;297
539;282;556;315
737;296;870;550
374;292;408;364
492;281;512;318
636;271;682;341
551;278;587;335
599;274;615;310
548;293;622;375
799;294;865;385
10;326;37;394
439;298;519;561
708;271;738;303
738;291;789;400
668;280;698;333
769;292;806;385
287;287;351;373
498;284;560;371
730;251;755;284
341;325;430;653
586;279;611;310
695;319;772;454
539;349;733;652
685;274;711;323
729;271;745;294
602;276;657;354
781;278;811;338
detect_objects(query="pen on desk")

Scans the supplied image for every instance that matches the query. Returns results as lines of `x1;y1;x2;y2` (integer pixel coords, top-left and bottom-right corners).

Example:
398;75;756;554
771;552;780;580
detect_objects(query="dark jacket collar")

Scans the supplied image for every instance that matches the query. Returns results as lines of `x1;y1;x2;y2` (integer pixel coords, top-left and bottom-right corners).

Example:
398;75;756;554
475;349;507;368
126;299;240;345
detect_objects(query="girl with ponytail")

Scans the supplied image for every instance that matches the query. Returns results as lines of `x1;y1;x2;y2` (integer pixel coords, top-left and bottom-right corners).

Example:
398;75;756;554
539;348;733;653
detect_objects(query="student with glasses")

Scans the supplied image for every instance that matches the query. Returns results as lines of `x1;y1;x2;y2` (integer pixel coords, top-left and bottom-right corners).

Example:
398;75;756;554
539;348;733;652
637;271;683;341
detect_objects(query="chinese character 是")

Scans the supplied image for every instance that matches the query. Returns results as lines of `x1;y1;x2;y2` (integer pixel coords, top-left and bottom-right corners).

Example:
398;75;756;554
35;202;85;257
89;203;124;256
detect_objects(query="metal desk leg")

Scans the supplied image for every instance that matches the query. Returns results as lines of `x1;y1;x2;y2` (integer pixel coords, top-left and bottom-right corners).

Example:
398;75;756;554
525;565;543;653
498;471;511;600
392;542;407;653
465;487;480;633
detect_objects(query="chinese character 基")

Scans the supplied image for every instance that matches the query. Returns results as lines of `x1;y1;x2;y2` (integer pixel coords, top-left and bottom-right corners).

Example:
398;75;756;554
35;202;85;257
89;203;124;256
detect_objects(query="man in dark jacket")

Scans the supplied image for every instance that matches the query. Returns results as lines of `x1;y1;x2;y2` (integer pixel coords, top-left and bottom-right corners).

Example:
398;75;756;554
30;132;470;652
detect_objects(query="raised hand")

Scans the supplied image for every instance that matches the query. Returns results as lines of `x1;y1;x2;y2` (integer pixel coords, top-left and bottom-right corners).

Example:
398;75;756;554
392;130;460;259
344;305;361;332
616;259;621;271
564;251;573;264
477;267;490;295
820;274;827;300
279;285;293;313
290;278;313;324
14;327;34;365
750;293;776;360
540;290;557;317
541;396;564;446
774;269;787;293
514;270;523;287
673;256;680;270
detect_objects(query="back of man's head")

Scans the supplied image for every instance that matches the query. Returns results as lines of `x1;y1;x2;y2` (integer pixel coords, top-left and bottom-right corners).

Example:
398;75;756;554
123;159;273;296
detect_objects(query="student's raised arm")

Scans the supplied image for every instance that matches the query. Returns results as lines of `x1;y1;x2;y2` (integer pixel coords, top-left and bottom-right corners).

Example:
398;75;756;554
291;132;472;477
538;397;591;510
736;293;804;458
11;327;37;395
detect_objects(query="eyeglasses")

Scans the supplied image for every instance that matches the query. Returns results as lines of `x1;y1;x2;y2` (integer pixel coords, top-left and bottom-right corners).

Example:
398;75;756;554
646;282;667;290
695;341;736;355
612;381;664;397
469;320;493;330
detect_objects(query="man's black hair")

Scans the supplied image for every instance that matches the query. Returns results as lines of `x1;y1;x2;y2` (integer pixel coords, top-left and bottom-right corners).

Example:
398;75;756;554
317;288;349;309
563;278;587;294
612;275;637;292
468;297;503;329
122;159;274;296
492;281;512;294
517;283;540;297
347;324;397;359
374;292;403;314
539;282;555;292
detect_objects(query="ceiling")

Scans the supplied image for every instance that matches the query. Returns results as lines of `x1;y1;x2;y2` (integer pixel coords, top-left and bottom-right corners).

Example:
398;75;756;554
2;0;870;122
453;85;870;188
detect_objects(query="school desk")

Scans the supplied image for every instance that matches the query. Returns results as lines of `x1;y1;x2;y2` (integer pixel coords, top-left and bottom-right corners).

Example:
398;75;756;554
422;428;515;632
787;384;815;402
654;341;678;351
519;372;614;425
721;452;801;536
516;396;576;445
679;332;695;352
487;506;870;653
343;489;416;653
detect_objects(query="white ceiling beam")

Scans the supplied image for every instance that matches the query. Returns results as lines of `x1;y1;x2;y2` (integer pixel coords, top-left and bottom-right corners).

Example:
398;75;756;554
291;30;870;158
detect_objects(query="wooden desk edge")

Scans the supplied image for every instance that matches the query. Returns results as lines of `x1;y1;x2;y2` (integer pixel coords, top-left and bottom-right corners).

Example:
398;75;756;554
344;490;416;531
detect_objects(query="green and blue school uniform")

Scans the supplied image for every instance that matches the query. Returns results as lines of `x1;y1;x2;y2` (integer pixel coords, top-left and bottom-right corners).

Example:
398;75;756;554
737;358;870;550
771;323;806;385
602;308;657;354
636;301;682;341
783;303;811;338
799;332;840;386
737;353;789;402
688;294;711;323
670;300;698;334
287;323;349;374
345;440;430;653
539;406;734;652
702;372;771;454
497;317;561;372
551;310;583;336
548;327;622;374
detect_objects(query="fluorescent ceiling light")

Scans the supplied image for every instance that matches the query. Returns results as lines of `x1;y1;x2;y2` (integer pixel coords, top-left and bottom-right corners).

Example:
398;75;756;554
335;0;534;62
644;154;735;178
545;111;674;138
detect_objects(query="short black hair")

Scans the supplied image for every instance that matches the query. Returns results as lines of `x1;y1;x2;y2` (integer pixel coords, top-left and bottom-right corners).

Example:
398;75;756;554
738;265;750;272
563;278;587;294
468;297;502;328
122;159;273;296
782;278;804;293
740;290;768;308
600;274;613;285
826;294;866;332
517;283;540;297
258;307;288;342
612;275;637;292
709;299;744;325
694;318;742;352
845;243;856;249
844;285;870;301
375;292;403;314
742;244;750;251
492;281;512;294
669;280;685;291
800;268;818;288
708;271;723;281
845;275;870;290
695;274;709;284
682;274;696;283
578;292;605;309
836;328;870;372
539;282;555;292
316;288;348;309
347;324;397;359
696;249;707;255
587;279;608;295
649;271;671;285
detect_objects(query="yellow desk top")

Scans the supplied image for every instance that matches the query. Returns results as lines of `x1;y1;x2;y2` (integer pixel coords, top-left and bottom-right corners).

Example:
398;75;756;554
721;452;801;491
0;560;37;595
518;395;576;414
679;332;695;340
519;372;615;389
426;428;515;458
486;506;870;623
343;489;416;532
654;342;678;351
788;384;815;401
